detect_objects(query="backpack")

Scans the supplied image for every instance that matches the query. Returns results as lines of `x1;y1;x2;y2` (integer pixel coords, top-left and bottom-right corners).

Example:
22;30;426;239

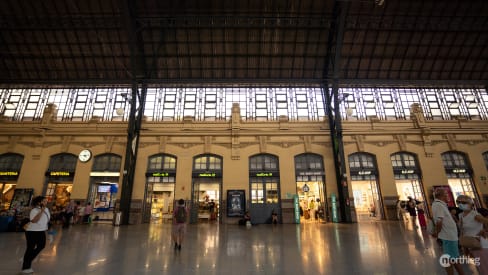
175;206;186;223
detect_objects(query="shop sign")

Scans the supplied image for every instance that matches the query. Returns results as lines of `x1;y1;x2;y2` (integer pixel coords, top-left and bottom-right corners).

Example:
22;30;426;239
358;170;372;175
297;171;324;176
401;169;415;174
0;171;19;176
192;172;222;178
249;172;280;177
445;168;471;174
45;171;74;177
452;168;466;173
145;172;176;177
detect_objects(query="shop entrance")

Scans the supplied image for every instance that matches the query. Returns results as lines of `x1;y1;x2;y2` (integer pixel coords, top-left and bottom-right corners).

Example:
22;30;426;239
351;179;382;221
190;154;223;224
145;183;174;223
45;182;73;208
296;180;325;223
191;180;220;223
442;152;481;207
143;154;178;223
295;153;327;223
348;153;383;222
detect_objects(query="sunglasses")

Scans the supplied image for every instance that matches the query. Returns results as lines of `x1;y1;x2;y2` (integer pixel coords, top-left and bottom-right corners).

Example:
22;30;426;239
456;201;469;204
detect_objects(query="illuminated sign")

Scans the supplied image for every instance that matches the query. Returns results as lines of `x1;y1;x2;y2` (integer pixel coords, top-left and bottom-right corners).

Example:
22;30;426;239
453;169;466;173
145;172;175;177
358;171;372;175
192;171;222;178
45;171;74;177
297;171;324;176
0;171;19;176
152;172;169;177
249;172;280;177
401;169;415;174
198;173;216;177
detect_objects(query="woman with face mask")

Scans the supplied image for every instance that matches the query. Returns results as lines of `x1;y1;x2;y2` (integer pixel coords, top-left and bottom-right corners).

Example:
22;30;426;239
456;195;488;254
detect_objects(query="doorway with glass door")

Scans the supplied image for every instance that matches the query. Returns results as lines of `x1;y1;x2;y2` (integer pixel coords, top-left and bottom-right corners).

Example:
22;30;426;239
192;179;220;223
190;154;223;224
348;153;384;222
295;153;327;223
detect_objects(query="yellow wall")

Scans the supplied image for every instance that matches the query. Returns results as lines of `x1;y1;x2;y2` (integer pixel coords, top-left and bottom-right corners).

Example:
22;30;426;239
1;112;488;223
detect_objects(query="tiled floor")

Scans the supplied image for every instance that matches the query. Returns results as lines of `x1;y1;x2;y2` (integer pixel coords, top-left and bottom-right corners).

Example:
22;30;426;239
0;220;481;275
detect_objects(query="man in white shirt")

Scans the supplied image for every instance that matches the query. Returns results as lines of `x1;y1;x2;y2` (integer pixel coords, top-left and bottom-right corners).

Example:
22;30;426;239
432;188;465;275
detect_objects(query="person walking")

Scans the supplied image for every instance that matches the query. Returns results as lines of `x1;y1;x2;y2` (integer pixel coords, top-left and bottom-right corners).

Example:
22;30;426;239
406;196;420;229
172;199;188;251
21;196;50;274
62;200;75;228
456;195;488;255
83;202;93;224
432;188;465;275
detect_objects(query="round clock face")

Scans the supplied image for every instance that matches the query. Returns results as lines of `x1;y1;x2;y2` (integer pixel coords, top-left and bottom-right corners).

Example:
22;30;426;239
78;149;92;162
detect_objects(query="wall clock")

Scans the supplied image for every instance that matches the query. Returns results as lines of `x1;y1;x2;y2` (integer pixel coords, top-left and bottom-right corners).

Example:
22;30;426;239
78;149;92;163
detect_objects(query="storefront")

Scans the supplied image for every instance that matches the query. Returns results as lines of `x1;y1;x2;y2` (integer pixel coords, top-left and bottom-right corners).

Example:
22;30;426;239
295;153;326;223
0;153;24;210
249;154;280;224
391;152;427;215
442;151;480;207
190;154;222;224
348;153;383;222
143;154;177;223
86;154;122;221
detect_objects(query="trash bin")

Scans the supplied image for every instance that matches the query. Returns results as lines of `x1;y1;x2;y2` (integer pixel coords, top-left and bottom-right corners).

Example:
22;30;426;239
113;211;122;226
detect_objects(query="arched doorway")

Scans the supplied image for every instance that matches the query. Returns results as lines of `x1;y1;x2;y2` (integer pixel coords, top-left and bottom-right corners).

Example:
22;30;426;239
43;153;77;208
143;154;176;223
348;152;384;222
249;154;280;224
87;153;122;222
0;153;23;210
442;151;481;207
390;152;427;223
294;153;326;223
191;154;222;224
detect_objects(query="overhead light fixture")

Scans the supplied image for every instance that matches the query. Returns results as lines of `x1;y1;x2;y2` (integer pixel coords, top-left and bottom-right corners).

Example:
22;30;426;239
375;0;385;6
115;108;125;116
449;103;459;108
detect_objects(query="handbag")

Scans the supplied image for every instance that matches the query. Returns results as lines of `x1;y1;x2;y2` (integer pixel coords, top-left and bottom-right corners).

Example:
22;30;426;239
459;235;481;249
20;217;30;231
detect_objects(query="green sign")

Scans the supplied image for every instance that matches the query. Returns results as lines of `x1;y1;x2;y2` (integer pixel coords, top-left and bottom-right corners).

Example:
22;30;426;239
198;173;216;177
331;193;338;223
293;194;300;224
256;172;273;177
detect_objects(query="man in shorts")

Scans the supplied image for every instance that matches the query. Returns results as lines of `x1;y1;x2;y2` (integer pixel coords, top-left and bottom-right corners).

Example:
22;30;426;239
172;199;188;250
432;188;465;275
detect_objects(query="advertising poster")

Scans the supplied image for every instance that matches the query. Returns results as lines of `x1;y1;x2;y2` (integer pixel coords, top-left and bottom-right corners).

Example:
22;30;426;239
227;190;245;217
9;188;34;210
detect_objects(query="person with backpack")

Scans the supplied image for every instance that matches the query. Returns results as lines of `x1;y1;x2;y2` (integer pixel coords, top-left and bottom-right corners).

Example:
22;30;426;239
172;199;188;251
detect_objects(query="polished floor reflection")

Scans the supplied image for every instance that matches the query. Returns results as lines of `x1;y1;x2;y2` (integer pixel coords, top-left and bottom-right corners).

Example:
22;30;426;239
0;220;481;275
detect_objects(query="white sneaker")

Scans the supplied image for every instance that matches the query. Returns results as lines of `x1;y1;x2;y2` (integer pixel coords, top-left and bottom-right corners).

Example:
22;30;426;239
21;268;34;274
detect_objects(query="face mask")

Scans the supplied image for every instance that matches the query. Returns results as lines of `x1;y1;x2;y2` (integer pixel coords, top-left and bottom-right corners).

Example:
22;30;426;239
458;203;470;211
